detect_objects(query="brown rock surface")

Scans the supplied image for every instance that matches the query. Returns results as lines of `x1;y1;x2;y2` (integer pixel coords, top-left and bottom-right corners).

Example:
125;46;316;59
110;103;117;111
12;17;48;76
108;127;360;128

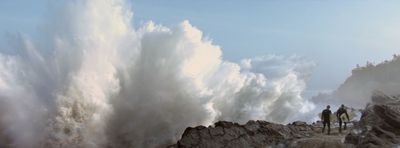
344;92;400;148
171;120;355;148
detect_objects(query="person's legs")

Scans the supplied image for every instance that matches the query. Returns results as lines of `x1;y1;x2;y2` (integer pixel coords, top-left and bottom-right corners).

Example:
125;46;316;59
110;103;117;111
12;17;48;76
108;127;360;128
327;121;330;135
344;122;347;130
322;121;326;133
338;119;343;133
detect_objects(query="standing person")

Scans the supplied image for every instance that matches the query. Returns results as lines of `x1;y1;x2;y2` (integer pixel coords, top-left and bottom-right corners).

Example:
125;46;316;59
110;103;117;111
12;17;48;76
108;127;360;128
321;105;332;135
336;104;350;133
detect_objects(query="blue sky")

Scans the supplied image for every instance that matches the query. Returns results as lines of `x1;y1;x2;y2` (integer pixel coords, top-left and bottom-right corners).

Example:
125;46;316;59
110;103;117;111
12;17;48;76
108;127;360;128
1;0;400;97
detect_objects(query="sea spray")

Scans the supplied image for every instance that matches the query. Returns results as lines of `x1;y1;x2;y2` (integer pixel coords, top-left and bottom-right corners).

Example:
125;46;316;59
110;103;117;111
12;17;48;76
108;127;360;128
0;0;315;147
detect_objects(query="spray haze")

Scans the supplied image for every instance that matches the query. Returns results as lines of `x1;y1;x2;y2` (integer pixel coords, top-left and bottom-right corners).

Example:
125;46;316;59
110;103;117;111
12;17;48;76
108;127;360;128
0;0;320;147
329;56;400;108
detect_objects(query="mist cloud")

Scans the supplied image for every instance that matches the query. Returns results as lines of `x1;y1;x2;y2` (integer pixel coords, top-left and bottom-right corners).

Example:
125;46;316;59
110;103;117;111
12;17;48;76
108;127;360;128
330;56;400;108
306;55;400;124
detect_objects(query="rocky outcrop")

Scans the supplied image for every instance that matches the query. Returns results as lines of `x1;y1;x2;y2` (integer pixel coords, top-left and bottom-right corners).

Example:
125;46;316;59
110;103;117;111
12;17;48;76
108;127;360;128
345;92;400;147
171;120;318;148
171;119;358;148
172;92;400;148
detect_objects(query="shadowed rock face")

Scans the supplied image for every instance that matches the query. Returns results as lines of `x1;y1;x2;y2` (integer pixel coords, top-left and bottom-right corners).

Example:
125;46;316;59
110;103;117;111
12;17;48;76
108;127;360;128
345;92;400;148
171;120;316;148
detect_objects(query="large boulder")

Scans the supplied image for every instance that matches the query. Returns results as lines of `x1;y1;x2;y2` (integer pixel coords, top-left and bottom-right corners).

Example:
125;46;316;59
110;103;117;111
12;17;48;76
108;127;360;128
345;92;400;147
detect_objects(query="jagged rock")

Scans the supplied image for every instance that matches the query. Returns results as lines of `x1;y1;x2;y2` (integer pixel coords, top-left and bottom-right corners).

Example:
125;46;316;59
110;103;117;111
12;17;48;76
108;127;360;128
291;121;307;126
344;92;400;147
172;120;316;148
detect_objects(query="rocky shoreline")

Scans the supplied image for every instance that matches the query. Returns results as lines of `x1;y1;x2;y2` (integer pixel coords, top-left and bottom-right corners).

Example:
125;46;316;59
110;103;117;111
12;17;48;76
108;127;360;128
170;93;400;148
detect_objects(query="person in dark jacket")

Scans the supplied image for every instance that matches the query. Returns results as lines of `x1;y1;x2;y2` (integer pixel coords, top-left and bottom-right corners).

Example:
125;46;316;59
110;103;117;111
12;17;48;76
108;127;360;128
336;104;350;133
321;105;332;135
